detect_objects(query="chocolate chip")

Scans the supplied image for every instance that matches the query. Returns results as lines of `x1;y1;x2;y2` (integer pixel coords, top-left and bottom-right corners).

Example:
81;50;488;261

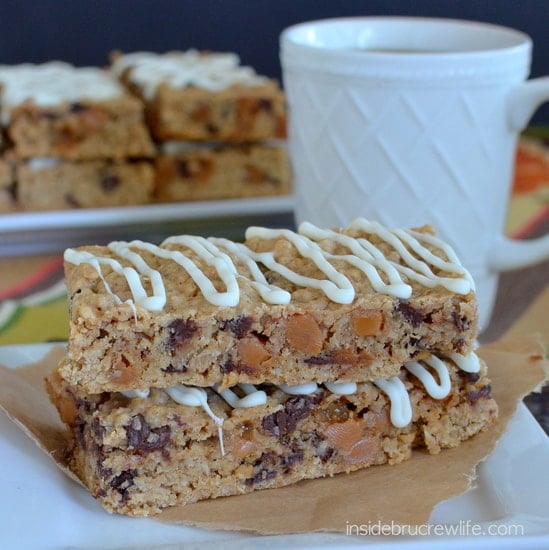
245;452;278;486
245;445;306;486
166;319;198;352
466;384;492;404
162;363;188;373
74;424;86;447
280;447;304;471
74;395;93;415
110;469;137;501
408;337;426;353
6;181;16;201
465;372;480;383
452;311;469;332
92;417;105;439
69;102;87;113
97;455;112;481
219;315;253;338
220;359;237;374
100;174;120;192
176;160;191;178
395;300;424;327
245;468;277;487
262;393;323;437
40;110;60;120
177;158;211;179
125;413;171;452
308;431;336;463
219;357;256;375
64;193;81;207
304;351;353;365
258;98;273;111
452;337;466;353
304;353;336;365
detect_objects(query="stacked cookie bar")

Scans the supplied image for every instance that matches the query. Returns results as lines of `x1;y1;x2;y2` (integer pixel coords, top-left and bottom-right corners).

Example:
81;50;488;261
0;62;155;211
110;51;290;203
47;218;497;516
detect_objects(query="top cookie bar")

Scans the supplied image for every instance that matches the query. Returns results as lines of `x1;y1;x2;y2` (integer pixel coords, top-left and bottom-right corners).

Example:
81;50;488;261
0;62;154;160
61;219;478;394
111;50;286;142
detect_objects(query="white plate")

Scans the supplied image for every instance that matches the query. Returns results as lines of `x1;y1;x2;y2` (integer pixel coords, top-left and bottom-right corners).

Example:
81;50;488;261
0;196;295;256
1;343;548;550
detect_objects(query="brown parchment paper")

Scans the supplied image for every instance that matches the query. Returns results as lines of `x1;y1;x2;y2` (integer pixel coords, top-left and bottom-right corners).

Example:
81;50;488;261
0;336;547;534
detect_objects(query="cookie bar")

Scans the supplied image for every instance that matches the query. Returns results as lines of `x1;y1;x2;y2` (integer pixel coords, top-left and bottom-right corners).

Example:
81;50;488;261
47;354;497;516
17;159;154;211
154;142;291;202
111;51;286;143
60;219;478;393
0;158;16;212
0;62;154;160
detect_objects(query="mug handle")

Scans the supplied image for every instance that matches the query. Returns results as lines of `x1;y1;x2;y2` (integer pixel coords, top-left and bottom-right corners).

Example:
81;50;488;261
489;77;549;272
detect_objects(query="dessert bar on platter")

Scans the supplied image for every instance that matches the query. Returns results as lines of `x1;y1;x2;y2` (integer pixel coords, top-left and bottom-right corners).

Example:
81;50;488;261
111;50;287;143
0;62;154;160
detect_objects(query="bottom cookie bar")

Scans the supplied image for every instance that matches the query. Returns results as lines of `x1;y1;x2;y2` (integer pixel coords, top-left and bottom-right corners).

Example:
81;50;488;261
47;354;497;517
17;159;154;211
154;143;291;202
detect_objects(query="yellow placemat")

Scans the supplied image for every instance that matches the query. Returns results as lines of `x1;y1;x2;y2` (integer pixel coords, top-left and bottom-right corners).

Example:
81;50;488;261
0;256;67;345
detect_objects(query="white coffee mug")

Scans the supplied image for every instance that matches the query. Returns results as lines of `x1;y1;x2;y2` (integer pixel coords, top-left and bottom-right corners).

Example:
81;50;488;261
280;16;549;330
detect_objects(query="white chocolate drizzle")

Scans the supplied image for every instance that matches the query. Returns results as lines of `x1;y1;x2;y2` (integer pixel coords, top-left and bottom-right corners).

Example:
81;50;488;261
242;227;356;304
208;238;291;304
278;382;319;396
324;381;358;395
447;352;480;373
301;219;474;295
213;384;267;408
110;50;268;99
404;356;452;400
111;239;239;307
107;242;166;311
0;62;123;123
373;377;413;428
121;388;150;399
64;218;473;312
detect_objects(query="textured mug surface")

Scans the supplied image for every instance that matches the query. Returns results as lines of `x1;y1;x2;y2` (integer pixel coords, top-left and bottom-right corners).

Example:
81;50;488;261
280;17;549;329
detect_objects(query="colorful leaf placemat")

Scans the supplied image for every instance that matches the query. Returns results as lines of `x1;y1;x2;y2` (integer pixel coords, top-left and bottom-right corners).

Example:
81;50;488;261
506;133;549;237
0;256;67;345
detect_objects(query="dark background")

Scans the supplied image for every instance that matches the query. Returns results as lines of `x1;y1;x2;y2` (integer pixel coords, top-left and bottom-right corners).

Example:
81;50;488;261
1;0;548;122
